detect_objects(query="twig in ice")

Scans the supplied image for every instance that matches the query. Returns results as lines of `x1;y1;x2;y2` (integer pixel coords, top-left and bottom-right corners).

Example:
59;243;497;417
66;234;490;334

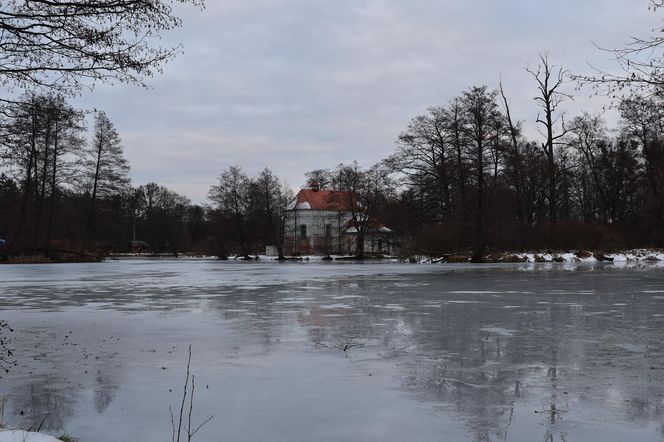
170;345;214;442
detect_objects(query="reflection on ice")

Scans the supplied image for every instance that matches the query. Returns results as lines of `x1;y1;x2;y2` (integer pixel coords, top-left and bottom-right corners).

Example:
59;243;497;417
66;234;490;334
0;259;663;441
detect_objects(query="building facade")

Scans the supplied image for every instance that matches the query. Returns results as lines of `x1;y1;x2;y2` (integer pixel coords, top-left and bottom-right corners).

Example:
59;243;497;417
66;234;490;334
284;186;394;256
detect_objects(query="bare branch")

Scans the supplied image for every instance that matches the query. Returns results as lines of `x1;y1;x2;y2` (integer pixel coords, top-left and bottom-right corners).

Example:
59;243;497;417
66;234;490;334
0;0;204;94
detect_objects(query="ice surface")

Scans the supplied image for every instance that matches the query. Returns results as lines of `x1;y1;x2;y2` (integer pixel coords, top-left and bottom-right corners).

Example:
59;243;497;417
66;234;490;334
0;259;664;441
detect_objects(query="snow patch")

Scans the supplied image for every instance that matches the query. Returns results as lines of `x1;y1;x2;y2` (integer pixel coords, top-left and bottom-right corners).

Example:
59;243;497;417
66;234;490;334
0;431;62;442
383;304;406;311
450;290;501;294
479;327;515;336
616;343;648;353
320;303;352;309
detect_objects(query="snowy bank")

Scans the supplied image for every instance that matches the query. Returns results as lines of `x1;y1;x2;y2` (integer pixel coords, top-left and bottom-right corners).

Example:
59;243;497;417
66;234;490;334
413;249;664;264
0;431;62;442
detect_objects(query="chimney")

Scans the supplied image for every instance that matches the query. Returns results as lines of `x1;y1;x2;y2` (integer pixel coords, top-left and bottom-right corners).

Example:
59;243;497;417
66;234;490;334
311;181;320;192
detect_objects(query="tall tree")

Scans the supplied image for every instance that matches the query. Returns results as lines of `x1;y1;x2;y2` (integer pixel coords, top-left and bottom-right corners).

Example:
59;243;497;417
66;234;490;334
80;112;129;251
527;54;573;223
331;161;392;259
0;93;44;250
459;86;504;261
133;183;191;253
0;93;83;254
304;169;332;190
208;166;252;259
499;81;527;223
445;98;469;220
255;168;291;260
42;96;85;256
619;96;664;227
394;106;453;222
567;113;610;222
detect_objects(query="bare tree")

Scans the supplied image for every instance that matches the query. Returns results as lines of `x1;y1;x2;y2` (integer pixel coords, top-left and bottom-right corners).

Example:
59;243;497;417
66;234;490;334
619;95;664;223
42;96;85;256
255;168;291;260
527;53;573;223
0;93;84;254
331;161;392;259
499;80;527;223
133;182;191;253
208;166;252;259
459;86;504;262
0;0;204;95
305;169;332;189
445;98;469;220
573;1;664;92
80;111;130;251
1;93;47;250
567;113;610;222
394;106;453;222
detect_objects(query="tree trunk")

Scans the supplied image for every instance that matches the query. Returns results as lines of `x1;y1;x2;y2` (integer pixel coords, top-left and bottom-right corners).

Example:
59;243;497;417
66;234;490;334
472;151;485;263
9;114;39;256
45;120;59;258
82;135;103;254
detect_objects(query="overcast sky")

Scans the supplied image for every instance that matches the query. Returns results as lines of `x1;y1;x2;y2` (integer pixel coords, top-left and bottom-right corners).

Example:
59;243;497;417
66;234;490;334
73;0;657;204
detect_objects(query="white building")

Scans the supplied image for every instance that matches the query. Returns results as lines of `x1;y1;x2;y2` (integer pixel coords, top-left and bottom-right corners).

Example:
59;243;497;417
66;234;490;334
284;185;395;256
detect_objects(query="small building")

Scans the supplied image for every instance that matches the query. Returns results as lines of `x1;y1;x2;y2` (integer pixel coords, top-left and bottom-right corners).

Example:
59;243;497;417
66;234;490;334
284;184;395;256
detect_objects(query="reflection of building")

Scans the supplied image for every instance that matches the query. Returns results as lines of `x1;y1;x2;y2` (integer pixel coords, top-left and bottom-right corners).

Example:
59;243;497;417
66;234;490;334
284;184;394;256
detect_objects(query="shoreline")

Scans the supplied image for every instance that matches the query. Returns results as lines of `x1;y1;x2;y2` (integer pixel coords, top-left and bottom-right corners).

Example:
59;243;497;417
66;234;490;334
3;249;664;265
411;249;664;264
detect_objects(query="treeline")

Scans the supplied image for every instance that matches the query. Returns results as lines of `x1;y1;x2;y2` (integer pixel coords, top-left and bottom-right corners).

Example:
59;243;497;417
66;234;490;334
0;97;394;260
0;93;205;260
0;94;299;260
0;0;663;262
3;59;664;261
207;163;392;259
0;0;204;262
381;57;664;259
297;57;664;260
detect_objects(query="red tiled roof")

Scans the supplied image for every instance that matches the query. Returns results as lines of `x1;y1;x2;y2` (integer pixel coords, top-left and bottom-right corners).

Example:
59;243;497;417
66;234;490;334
290;188;394;233
293;189;352;211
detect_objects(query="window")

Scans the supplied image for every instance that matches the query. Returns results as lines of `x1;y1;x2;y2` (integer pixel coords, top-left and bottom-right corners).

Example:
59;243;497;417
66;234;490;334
299;224;307;237
325;224;332;236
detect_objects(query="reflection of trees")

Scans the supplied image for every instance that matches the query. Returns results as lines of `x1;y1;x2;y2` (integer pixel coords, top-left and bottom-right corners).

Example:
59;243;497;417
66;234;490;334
8;358;123;431
94;367;120;414
9;378;79;431
0;320;17;374
391;306;531;441
257;268;664;441
4;332;123;433
6;265;664;440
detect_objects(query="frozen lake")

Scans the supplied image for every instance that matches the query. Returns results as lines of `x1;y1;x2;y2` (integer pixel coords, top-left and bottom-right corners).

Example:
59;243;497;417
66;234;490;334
1;259;664;441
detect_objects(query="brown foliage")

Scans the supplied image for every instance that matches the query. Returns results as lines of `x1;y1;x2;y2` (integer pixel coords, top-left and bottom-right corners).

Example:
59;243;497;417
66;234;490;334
404;221;654;256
